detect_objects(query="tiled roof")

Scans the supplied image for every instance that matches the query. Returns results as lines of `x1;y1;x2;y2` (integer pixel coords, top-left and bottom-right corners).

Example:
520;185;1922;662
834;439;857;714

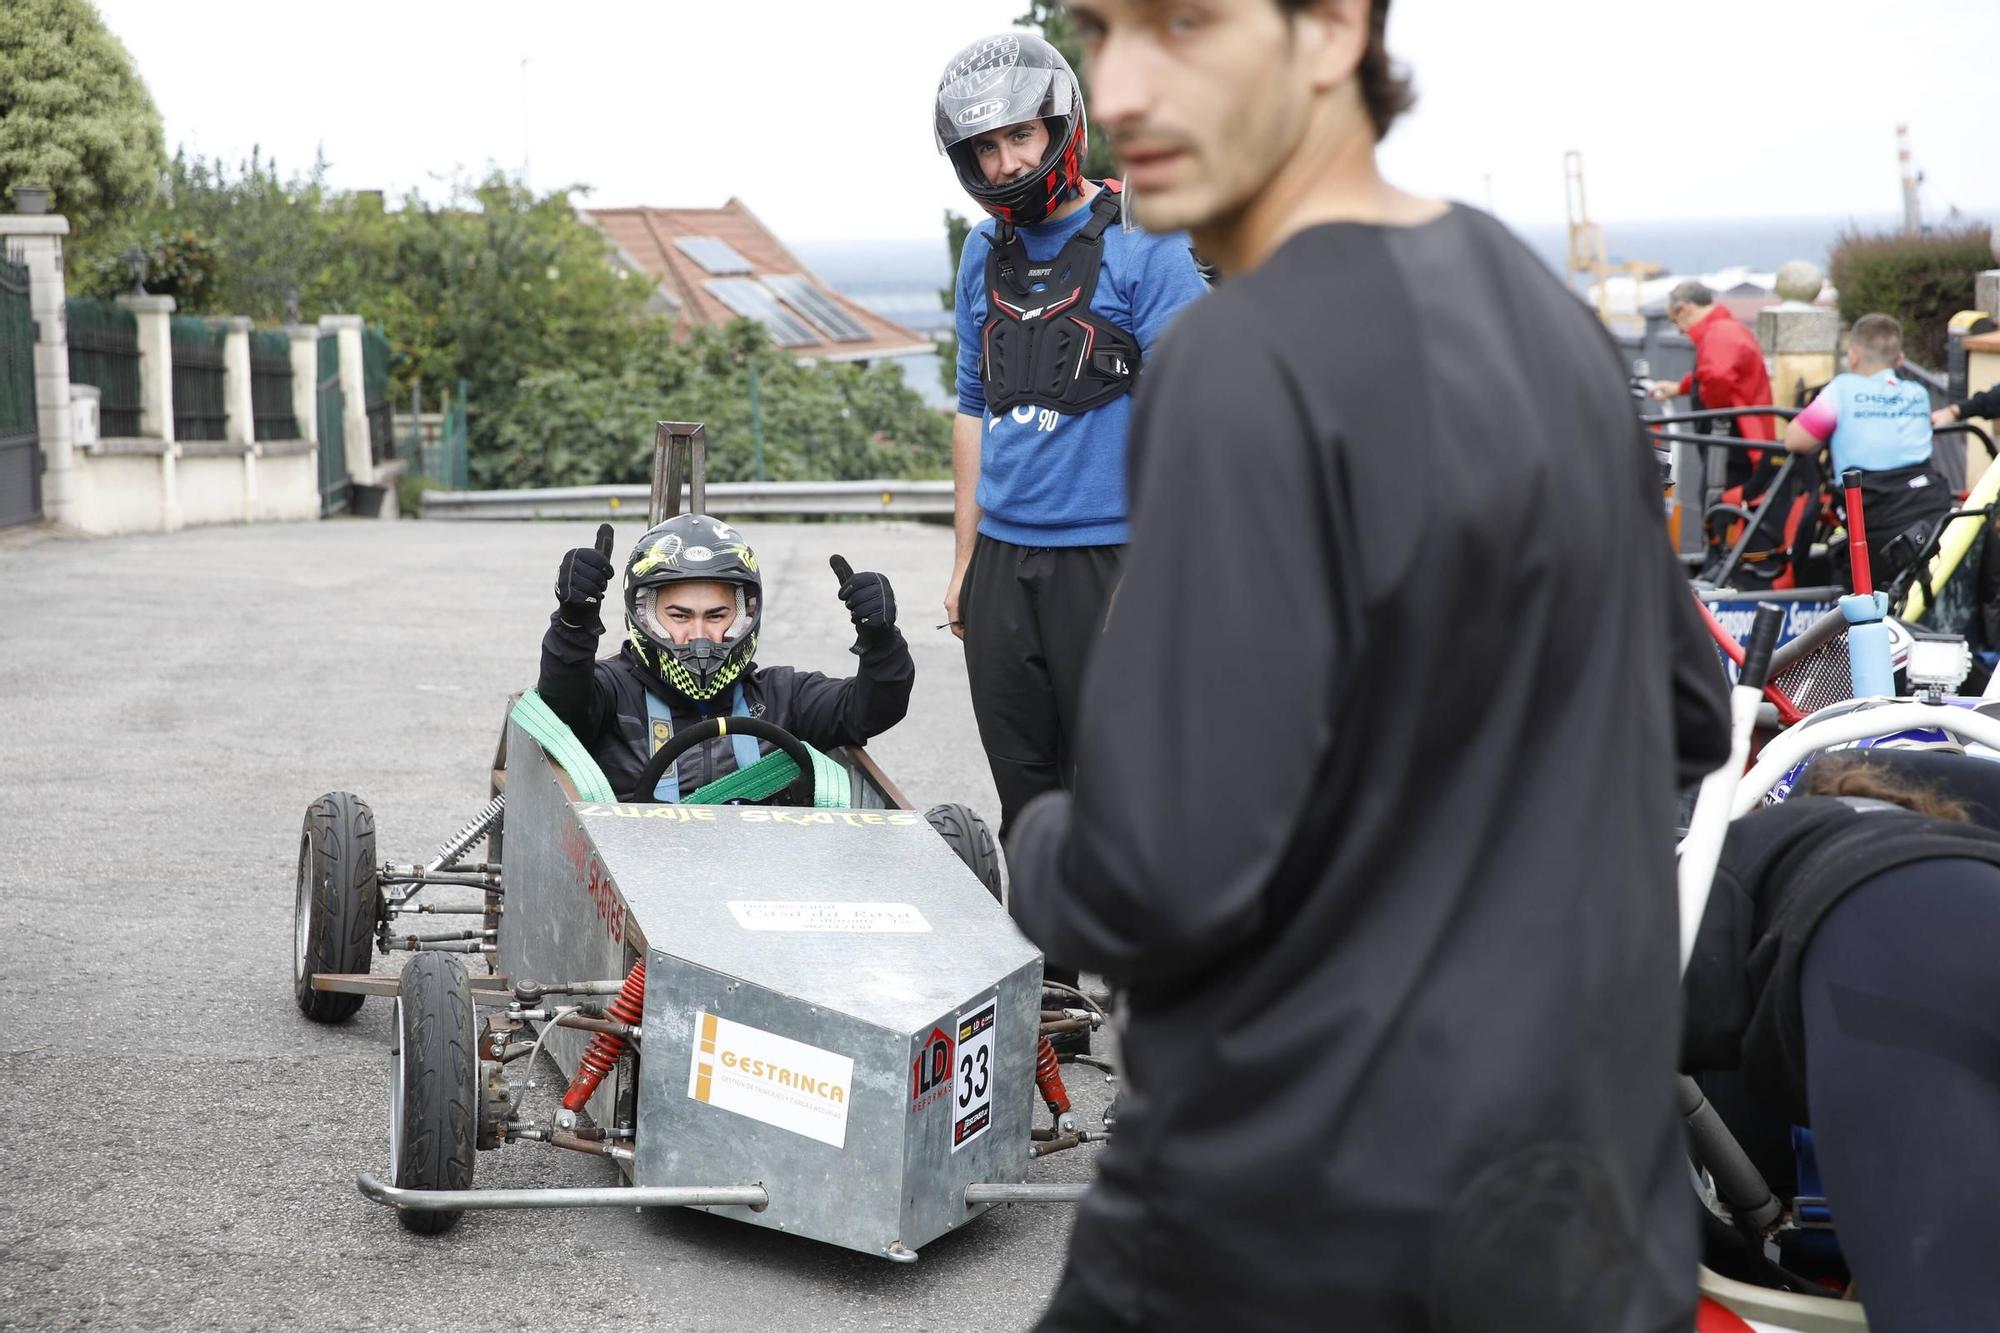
584;199;932;363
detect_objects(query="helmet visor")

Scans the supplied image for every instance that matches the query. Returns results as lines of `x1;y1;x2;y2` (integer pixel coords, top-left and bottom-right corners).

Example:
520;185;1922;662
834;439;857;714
936;45;1073;152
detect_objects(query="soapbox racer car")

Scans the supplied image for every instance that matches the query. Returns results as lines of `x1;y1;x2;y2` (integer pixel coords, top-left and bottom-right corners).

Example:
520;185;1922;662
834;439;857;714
289;424;1110;1261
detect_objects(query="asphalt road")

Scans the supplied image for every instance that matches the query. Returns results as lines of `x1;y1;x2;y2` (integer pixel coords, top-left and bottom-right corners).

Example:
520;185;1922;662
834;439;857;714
0;517;1110;1332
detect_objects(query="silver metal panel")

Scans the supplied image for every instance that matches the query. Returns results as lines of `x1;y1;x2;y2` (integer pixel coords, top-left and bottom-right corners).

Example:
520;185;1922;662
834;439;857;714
496;720;634;1128
576;805;1039;1029
633;954;1040;1257
591;805;1042;1256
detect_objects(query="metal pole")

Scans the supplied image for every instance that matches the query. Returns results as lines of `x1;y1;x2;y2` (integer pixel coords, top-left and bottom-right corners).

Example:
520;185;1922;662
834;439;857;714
963;1182;1090;1205
357;1174;769;1212
748;361;766;482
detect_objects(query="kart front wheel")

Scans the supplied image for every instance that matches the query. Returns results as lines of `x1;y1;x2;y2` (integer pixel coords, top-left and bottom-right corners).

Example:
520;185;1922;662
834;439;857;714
925;803;1002;903
293;791;382;1023
389;952;478;1235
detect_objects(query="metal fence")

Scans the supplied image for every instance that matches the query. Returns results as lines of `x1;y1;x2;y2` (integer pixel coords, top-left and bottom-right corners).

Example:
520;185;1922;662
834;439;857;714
362;324;394;464
0;251;39;527
170;315;227;441
249;329;299;441
65;298;142;437
317;332;349;514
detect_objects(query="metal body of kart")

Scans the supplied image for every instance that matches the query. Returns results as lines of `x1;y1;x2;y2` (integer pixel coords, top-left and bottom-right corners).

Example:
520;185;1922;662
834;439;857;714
290;424;1109;1261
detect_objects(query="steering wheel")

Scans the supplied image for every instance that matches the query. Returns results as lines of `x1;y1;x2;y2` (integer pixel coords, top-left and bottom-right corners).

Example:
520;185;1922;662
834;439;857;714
630;715;818;807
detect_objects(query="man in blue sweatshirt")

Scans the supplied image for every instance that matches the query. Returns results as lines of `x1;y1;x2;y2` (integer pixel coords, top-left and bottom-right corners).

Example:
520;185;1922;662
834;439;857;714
933;32;1208;892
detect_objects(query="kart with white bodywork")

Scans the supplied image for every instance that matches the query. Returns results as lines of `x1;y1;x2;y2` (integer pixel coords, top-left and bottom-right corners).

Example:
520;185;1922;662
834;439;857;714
289;424;1109;1260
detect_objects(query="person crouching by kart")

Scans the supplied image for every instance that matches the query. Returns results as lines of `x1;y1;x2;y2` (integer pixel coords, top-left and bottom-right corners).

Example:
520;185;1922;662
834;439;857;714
536;514;913;802
1684;755;2000;1332
1781;313;1951;593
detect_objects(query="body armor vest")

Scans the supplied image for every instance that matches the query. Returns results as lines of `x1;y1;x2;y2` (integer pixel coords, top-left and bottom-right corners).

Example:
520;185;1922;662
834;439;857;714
980;186;1140;416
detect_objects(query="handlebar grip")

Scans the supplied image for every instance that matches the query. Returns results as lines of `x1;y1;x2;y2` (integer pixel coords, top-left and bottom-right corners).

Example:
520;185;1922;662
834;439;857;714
829;554;854;586
1740;603;1785;691
594;522;615;561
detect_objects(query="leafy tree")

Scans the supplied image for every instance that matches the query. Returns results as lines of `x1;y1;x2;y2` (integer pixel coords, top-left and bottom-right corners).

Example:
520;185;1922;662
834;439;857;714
1830;224;1995;370
482;320;950;490
0;0;165;234
938;208;973;396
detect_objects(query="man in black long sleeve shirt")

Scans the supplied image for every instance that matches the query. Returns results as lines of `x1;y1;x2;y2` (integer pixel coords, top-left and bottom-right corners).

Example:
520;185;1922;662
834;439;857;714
538;515;914;802
1007;2;1732;1330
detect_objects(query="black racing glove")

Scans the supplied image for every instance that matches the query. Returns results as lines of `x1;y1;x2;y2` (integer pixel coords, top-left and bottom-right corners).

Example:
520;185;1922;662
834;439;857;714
833;559;898;651
554;534;614;632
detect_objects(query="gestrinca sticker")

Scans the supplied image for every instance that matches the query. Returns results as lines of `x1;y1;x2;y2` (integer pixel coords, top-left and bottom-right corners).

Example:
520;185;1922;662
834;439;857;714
687;1011;854;1149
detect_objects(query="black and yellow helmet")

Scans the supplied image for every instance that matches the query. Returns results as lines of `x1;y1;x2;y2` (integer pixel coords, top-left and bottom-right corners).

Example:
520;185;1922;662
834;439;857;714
622;514;761;703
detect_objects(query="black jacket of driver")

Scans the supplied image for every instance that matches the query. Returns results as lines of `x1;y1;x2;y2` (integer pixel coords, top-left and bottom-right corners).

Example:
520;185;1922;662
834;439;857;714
536;620;913;802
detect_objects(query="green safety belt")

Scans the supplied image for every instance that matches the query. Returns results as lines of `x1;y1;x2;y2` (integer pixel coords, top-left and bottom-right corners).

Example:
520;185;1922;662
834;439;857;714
509;690;849;808
510;690;617;803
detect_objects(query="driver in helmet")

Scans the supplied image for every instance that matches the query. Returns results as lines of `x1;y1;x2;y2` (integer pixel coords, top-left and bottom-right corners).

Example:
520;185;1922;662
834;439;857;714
536;514;913;802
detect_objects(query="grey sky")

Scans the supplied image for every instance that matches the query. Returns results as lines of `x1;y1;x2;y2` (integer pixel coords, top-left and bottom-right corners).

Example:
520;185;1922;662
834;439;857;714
94;0;1997;244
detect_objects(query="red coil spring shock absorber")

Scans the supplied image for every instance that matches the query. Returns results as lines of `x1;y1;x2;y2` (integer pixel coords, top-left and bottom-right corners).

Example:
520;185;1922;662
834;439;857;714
561;962;646;1113
1034;1034;1071;1119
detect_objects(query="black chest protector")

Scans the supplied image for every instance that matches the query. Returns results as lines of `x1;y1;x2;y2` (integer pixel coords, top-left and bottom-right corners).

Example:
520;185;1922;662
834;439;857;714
981;187;1140;416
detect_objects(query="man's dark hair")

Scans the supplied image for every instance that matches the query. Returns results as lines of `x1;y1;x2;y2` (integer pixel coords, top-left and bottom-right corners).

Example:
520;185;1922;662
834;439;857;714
1277;0;1415;142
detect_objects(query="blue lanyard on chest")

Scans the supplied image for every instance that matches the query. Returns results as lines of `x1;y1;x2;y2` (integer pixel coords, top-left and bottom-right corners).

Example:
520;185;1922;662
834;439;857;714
644;684;762;803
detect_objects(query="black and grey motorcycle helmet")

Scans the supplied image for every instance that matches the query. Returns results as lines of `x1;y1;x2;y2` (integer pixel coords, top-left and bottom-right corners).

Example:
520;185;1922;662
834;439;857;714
621;514;761;703
934;31;1088;227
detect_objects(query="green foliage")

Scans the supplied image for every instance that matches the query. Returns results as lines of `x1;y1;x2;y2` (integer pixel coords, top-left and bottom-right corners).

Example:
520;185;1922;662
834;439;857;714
938;208;973;396
0;0;166;235
1829;224;1994;370
68;150;947;487
481;321;950;490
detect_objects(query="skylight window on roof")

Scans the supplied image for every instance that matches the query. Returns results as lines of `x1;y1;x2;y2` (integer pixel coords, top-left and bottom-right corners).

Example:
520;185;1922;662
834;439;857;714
704;278;818;347
763;274;872;343
674;236;754;275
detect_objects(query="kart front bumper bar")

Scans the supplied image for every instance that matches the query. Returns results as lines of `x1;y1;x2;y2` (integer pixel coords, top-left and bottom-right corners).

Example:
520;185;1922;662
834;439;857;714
357;1174;770;1212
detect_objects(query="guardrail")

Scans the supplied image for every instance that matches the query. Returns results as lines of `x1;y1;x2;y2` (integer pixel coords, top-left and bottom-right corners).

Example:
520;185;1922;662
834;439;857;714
420;479;953;521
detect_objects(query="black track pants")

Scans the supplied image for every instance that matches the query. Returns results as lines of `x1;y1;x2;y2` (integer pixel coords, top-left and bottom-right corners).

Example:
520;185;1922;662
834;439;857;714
1801;858;2000;1332
962;536;1122;983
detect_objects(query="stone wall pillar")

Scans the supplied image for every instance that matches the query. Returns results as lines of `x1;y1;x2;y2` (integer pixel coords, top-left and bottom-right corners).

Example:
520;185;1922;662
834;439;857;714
221;317;256;520
317;314;372;487
285;325;318;445
1757;262;1838;410
116;292;179;531
0;211;76;527
1975;271;1999;322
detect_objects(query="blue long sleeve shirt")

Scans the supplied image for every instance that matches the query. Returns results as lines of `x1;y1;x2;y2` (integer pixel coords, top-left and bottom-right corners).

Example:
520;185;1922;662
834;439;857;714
955;193;1209;546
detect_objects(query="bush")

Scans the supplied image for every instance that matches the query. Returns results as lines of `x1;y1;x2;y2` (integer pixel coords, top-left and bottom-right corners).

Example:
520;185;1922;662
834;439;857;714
1829;224;1994;369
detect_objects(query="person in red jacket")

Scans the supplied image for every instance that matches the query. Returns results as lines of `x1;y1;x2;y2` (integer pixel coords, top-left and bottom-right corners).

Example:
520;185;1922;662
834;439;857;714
1648;281;1779;442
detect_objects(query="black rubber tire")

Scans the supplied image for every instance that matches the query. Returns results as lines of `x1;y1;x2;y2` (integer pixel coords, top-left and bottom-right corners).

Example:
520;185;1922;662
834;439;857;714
389;952;478;1235
293;791;381;1023
925;803;1002;902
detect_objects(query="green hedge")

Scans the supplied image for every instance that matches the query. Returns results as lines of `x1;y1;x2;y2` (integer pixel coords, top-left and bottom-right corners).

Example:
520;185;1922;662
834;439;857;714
1830;224;1992;369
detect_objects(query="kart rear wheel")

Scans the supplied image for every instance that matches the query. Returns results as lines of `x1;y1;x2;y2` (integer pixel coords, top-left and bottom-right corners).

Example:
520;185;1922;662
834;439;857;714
389;952;478;1235
925;803;1002;902
293;791;382;1023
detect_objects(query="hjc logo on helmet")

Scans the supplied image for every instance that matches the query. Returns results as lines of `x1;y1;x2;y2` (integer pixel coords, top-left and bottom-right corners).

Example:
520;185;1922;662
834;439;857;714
956;99;1007;126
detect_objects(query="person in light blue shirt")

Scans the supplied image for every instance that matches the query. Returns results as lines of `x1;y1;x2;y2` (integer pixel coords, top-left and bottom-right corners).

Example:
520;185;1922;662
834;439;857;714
1785;312;1949;589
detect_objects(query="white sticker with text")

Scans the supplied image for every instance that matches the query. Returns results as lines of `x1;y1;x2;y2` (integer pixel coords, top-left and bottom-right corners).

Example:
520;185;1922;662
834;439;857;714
687;1011;854;1149
951;998;997;1152
726;900;932;934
